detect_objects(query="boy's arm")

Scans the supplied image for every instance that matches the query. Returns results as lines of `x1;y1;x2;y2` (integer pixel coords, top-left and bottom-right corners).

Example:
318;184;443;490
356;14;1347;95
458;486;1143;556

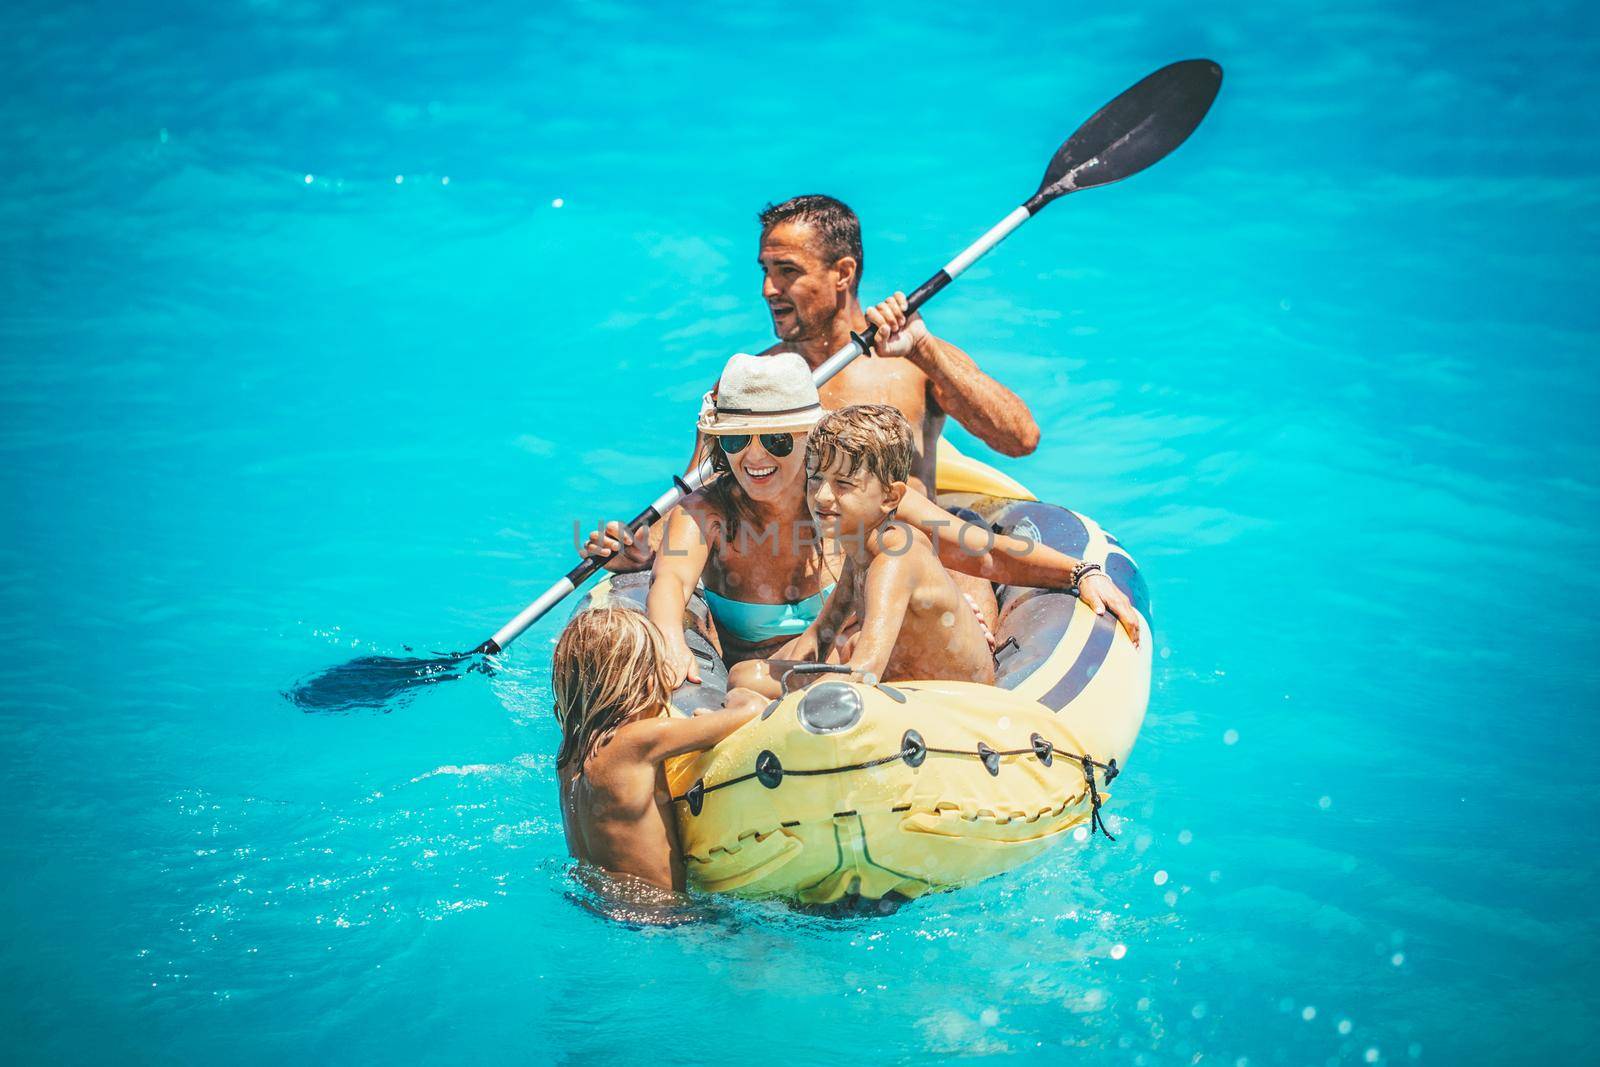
626;706;758;764
762;566;852;665
897;490;1073;586
898;491;1141;646
844;548;916;680
807;559;858;659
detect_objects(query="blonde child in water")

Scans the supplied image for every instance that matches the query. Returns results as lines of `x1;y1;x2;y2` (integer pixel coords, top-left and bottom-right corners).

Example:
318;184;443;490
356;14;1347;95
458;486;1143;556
553;609;754;892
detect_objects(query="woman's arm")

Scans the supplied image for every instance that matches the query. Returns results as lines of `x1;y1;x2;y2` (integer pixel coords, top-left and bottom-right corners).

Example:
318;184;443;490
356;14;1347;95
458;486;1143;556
576;421;717;573
647;504;713;684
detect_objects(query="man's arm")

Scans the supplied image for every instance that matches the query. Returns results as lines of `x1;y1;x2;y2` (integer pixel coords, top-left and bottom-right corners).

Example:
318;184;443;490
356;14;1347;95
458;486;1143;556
915;333;1040;457
864;292;1040;457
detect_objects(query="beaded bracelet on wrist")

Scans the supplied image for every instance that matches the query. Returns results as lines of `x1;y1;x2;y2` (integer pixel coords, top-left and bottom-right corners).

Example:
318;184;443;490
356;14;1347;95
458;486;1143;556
1070;561;1104;594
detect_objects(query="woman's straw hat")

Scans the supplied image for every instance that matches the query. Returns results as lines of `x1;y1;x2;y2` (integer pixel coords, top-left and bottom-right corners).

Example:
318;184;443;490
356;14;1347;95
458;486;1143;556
697;352;825;435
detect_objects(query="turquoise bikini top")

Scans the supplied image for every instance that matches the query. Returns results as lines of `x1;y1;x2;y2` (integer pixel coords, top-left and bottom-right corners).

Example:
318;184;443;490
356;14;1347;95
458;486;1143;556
702;584;836;644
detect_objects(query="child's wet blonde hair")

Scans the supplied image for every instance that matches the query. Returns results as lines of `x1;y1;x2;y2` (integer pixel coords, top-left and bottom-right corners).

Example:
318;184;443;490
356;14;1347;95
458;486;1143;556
553;609;677;772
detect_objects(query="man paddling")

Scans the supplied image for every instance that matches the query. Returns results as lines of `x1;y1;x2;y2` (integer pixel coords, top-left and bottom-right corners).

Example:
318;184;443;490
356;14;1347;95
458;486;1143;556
754;194;1039;491
588;195;1040;584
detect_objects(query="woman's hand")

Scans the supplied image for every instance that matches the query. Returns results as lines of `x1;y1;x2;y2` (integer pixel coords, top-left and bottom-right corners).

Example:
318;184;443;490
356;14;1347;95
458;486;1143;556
664;631;702;687
1078;572;1142;648
580;520;655;573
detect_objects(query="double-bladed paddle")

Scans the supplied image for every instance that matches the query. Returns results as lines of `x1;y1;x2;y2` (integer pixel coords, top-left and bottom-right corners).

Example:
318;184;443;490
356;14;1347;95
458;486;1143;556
287;58;1223;712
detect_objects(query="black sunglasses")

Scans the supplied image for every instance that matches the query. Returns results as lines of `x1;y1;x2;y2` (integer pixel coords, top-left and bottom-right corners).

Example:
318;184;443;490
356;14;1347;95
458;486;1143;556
719;432;795;458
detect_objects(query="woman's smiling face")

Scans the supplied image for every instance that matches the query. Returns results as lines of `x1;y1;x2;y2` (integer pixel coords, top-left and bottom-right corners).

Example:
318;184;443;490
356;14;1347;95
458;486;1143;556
723;431;809;506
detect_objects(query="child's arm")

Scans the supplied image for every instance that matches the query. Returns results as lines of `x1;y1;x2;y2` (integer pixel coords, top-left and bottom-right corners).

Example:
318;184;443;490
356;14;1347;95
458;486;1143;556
896;490;1073;585
624;706;758;764
765;558;859;665
805;558;858;661
844;540;917;681
897;490;1141;645
647;505;714;685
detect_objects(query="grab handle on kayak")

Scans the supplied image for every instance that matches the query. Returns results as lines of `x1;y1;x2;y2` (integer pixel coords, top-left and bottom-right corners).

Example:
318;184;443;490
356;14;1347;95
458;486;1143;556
779;663;853;692
777;664;910;705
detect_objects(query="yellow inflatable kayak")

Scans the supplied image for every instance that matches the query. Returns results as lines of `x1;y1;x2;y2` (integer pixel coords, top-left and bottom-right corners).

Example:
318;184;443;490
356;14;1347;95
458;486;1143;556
570;441;1152;904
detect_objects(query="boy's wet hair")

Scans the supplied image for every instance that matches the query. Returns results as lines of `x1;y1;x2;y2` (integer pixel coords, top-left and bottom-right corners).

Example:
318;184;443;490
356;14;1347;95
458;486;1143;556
758;194;863;293
806;403;914;488
553;609;675;772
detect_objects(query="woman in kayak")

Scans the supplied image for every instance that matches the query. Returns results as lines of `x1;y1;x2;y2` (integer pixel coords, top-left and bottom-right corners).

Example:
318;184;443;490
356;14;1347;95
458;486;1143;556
583;351;1141;691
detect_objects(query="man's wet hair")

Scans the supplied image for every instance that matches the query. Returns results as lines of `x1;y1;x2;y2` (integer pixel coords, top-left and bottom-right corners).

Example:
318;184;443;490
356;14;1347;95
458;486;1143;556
759;194;863;293
807;404;914;488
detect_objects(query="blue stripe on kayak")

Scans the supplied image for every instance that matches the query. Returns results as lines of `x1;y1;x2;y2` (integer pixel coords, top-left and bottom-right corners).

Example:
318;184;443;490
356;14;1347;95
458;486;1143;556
1039;609;1118;713
1102;550;1151;624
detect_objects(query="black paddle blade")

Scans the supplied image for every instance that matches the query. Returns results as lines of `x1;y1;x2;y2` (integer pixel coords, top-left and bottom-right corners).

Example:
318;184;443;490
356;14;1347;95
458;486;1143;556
284;652;490;713
1031;58;1223;207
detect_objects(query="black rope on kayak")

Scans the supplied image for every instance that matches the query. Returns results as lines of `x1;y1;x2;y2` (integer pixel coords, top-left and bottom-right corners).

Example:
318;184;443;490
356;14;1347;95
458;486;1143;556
922;744;1117;777
677;744;921;812
1079;755;1115;841
673;734;1121;839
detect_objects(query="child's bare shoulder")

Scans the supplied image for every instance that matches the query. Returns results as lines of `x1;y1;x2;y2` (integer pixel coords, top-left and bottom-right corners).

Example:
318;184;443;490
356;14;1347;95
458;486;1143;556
580;719;656;774
870;522;937;568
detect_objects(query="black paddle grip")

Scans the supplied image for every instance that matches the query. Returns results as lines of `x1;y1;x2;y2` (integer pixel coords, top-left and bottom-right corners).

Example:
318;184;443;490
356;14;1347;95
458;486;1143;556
906;270;953;314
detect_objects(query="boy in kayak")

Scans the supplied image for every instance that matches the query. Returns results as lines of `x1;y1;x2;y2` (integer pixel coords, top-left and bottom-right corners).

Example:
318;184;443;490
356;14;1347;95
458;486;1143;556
730;404;996;696
553;608;755;892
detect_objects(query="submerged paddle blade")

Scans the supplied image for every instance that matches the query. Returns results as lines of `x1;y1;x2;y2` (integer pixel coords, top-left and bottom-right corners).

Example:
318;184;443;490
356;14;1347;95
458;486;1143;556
1032;58;1223;206
285;652;489;713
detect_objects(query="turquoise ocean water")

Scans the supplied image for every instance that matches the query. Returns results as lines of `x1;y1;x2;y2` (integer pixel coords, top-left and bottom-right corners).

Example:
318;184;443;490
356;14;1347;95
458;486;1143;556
3;1;1597;1062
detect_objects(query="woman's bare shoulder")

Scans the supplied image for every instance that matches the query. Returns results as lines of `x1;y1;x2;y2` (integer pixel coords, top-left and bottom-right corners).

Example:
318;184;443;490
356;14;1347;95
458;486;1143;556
667;491;724;542
683;487;729;522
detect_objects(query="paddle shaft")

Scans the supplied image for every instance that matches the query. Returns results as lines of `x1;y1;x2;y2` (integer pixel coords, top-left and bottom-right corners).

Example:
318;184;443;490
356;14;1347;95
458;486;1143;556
474;199;1045;655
